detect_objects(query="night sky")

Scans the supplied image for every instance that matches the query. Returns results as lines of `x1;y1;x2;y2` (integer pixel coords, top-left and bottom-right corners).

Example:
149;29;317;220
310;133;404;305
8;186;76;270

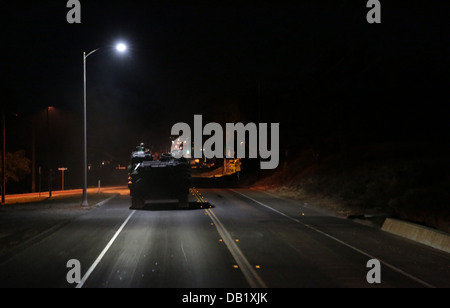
2;1;450;190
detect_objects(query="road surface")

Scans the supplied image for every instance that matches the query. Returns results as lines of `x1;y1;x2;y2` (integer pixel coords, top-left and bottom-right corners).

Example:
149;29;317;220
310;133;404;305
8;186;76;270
0;188;449;289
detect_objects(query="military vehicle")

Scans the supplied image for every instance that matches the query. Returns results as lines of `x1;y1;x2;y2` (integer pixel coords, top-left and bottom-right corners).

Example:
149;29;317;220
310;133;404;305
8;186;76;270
128;143;191;209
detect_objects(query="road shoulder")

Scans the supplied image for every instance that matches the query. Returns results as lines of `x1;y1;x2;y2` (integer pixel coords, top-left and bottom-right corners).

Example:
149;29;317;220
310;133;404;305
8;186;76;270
0;193;118;262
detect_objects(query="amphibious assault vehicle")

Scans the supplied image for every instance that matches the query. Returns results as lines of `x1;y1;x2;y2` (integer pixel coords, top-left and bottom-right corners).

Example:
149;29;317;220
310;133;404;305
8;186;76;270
128;143;191;209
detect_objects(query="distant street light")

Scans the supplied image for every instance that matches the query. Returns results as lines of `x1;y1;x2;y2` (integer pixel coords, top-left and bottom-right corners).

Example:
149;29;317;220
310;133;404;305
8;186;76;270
81;42;127;206
1;109;19;204
1;108;5;204
47;106;53;198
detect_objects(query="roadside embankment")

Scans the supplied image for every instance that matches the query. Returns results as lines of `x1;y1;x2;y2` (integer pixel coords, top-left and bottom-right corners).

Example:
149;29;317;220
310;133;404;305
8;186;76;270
254;142;450;234
382;218;450;254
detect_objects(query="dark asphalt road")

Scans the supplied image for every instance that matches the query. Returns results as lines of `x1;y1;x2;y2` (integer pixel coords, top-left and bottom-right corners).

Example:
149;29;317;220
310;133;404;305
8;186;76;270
0;188;449;289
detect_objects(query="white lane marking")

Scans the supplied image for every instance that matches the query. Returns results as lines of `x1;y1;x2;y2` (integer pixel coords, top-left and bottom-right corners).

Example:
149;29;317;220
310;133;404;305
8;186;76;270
205;208;267;288
76;210;136;288
95;194;119;207
231;190;435;288
180;241;188;264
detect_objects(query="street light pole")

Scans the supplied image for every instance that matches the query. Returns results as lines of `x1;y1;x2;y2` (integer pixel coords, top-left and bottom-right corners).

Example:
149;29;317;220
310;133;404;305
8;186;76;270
81;48;99;207
47;106;52;198
1;107;5;204
81;43;126;206
81;51;88;206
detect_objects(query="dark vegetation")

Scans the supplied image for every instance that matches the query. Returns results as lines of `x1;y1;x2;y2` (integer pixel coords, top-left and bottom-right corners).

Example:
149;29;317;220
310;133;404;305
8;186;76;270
254;141;450;233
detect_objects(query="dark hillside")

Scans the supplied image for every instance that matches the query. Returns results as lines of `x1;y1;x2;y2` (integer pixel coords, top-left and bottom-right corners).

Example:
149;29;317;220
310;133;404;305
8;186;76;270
255;142;450;233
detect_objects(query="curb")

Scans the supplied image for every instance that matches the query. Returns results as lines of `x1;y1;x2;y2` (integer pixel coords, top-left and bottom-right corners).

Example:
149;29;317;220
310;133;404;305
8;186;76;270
381;218;450;254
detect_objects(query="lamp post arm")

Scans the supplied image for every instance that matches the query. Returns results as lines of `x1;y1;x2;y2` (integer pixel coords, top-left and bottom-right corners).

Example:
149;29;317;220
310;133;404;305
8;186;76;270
84;48;101;60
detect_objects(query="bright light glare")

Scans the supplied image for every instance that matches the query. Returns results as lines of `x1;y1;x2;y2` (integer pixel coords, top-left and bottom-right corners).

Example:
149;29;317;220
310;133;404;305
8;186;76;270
116;43;127;52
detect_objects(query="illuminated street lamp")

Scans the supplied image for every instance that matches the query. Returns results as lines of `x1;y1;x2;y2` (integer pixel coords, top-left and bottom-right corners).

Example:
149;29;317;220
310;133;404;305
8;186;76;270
81;42;127;206
116;43;127;52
